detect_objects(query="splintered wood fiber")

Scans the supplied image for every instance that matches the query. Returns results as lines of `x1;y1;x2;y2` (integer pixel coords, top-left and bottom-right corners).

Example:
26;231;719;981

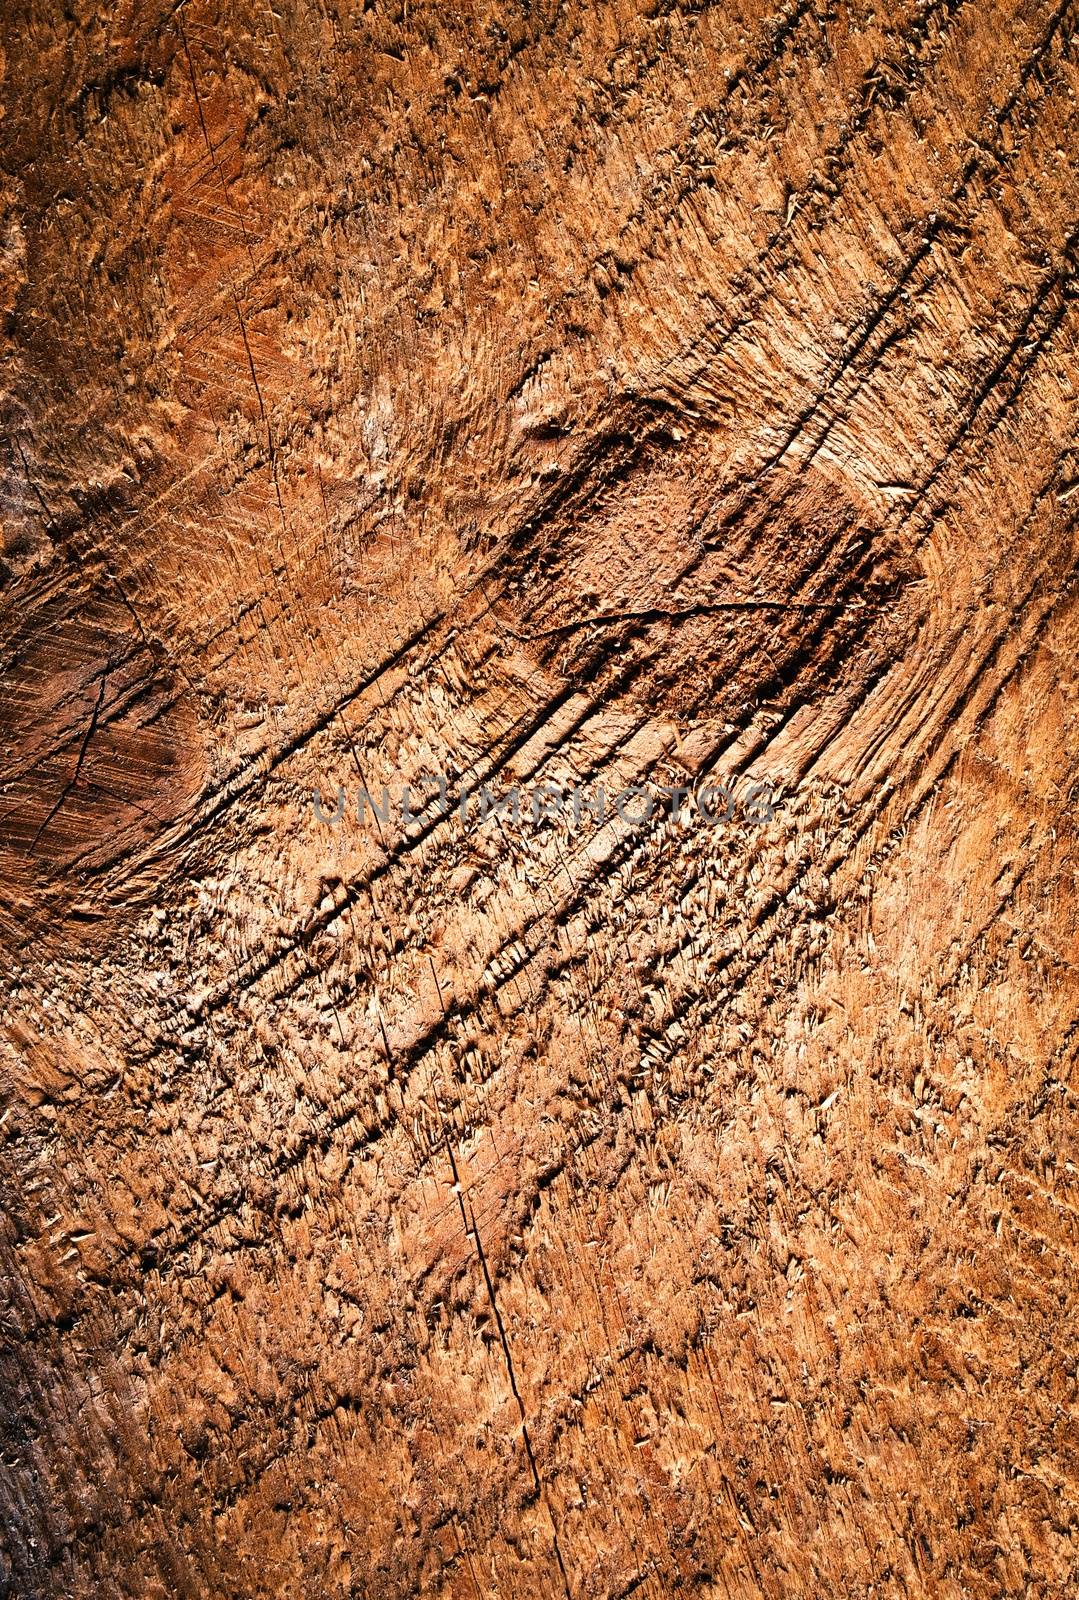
0;1;1077;1597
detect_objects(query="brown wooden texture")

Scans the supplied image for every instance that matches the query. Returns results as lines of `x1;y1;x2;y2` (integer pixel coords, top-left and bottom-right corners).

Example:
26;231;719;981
1;0;1078;1595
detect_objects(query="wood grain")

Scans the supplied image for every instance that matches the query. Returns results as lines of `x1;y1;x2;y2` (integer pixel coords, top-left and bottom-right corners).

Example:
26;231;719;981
1;0;1077;1595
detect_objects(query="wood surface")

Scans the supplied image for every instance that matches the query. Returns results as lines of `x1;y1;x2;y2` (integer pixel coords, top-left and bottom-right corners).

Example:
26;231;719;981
1;0;1078;1595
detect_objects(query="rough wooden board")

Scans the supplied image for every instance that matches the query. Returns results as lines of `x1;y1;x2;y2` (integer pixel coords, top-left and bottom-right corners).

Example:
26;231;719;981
1;0;1078;1595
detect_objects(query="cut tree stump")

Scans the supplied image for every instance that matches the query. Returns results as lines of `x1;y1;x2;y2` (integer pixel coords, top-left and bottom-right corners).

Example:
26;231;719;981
1;0;1078;1596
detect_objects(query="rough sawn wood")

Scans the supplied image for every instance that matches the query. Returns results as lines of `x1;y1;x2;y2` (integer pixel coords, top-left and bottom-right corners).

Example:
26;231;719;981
1;0;1078;1596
